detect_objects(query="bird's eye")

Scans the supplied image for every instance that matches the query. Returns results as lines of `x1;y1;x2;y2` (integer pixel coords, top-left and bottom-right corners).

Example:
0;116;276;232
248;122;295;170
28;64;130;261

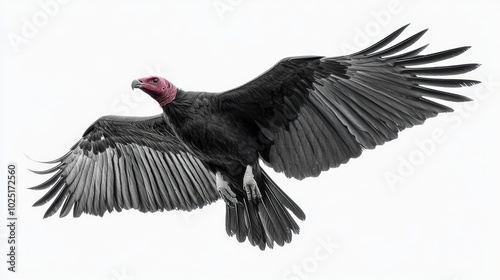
152;78;159;83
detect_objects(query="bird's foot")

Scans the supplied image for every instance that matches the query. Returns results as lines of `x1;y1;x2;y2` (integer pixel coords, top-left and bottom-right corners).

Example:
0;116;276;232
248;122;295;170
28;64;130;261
243;165;261;203
216;171;238;207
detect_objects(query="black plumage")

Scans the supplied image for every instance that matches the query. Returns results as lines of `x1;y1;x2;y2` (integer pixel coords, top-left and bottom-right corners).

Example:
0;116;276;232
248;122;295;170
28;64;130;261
32;25;479;250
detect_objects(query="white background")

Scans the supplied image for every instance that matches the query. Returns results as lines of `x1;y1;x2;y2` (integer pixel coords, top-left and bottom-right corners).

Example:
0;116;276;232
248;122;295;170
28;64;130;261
1;1;499;279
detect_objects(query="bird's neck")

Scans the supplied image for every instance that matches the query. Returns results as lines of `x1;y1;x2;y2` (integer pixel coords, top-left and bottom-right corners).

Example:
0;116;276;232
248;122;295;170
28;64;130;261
162;89;196;124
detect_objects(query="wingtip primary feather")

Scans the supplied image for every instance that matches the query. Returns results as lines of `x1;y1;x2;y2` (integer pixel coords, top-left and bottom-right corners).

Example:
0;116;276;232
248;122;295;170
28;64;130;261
368;28;429;59
460;95;474;102
33;200;45;207
350;24;411;57
29;170;63;190
28;162;64;175
25;150;71;164
402;63;481;76
399;23;411;32
462;80;481;87
43;211;53;219
395;46;472;66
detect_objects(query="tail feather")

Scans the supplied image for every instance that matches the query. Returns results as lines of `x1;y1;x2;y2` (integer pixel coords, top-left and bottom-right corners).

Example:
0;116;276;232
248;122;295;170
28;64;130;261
225;203;248;243
262;171;306;221
259;195;287;246
225;168;305;250
225;205;232;236
243;200;266;249
257;203;279;248
235;204;248;242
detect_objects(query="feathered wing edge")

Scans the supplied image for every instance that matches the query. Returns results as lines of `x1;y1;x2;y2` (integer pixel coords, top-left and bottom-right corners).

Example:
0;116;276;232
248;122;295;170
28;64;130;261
30;115;219;219
260;25;480;179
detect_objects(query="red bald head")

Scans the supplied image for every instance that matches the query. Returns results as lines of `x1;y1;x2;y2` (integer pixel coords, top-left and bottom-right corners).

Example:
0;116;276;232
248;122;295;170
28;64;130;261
131;76;177;106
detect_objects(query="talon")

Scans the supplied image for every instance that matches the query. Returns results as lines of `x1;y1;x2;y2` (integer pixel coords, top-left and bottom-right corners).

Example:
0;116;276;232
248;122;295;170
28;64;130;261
219;189;238;207
243;165;262;203
217;171;238;207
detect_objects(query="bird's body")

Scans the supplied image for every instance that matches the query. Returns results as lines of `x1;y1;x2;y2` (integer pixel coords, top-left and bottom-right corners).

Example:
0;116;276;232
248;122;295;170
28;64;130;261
32;25;480;250
164;90;259;172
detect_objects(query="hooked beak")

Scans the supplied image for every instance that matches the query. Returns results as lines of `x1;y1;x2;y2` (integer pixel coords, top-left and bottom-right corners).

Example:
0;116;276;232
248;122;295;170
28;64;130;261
131;79;143;90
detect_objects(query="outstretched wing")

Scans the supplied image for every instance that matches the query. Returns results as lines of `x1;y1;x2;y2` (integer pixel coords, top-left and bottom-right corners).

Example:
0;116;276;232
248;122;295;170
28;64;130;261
218;25;480;180
31;114;218;218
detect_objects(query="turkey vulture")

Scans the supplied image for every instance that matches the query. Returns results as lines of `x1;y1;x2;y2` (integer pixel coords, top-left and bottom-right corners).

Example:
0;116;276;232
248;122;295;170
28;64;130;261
31;25;479;250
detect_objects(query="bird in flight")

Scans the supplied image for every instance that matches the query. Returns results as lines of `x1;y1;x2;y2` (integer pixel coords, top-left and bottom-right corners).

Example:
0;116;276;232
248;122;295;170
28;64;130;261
31;25;479;250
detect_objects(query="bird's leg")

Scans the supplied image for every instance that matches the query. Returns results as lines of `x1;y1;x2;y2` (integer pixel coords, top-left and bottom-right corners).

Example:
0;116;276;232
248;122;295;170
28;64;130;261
216;171;237;206
243;165;261;203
